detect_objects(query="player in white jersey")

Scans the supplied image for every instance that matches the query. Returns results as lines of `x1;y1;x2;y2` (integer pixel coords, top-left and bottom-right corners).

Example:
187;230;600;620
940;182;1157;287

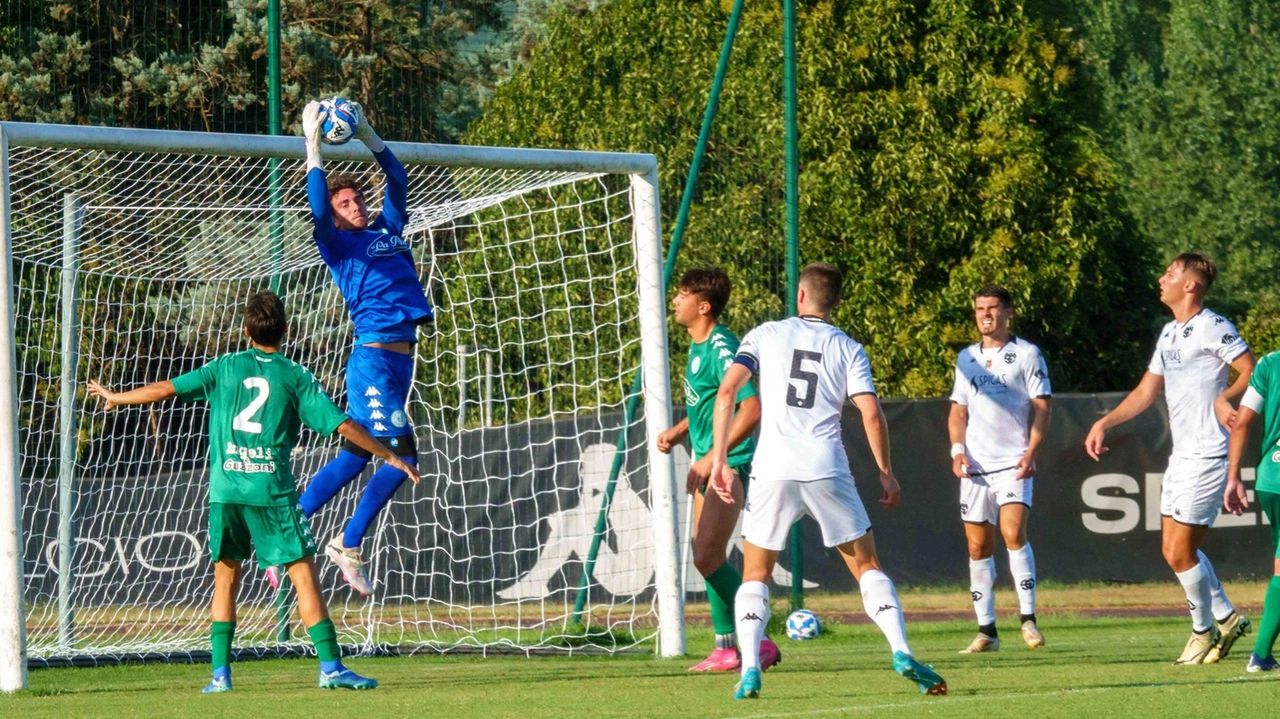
949;285;1051;654
707;263;947;700
1086;253;1255;664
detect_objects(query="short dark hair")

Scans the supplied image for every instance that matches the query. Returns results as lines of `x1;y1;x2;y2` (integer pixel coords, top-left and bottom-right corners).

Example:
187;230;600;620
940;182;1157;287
1173;252;1217;291
973;284;1014;308
327;173;366;201
799;262;842;311
678;267;732;319
244;291;287;346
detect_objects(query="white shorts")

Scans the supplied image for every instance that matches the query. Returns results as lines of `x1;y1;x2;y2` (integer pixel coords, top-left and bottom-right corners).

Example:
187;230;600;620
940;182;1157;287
742;476;871;551
960;467;1033;525
1161;456;1228;527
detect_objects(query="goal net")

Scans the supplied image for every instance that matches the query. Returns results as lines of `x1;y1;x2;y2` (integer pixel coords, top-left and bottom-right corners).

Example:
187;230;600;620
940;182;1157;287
0;123;681;677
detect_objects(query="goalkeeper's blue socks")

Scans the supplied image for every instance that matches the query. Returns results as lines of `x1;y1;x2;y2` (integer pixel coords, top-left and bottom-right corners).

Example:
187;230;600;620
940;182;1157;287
300;450;369;517
342;458;416;548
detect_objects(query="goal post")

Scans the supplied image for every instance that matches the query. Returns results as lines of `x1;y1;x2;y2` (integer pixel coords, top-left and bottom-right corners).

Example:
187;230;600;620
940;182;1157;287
0;121;682;690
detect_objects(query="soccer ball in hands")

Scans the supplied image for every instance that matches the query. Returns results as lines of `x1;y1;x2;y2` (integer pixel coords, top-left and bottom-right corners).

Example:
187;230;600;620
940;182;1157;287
319;98;362;145
785;609;821;640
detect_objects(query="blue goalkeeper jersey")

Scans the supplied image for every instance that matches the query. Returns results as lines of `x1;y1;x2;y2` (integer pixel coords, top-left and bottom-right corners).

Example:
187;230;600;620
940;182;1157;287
307;147;433;344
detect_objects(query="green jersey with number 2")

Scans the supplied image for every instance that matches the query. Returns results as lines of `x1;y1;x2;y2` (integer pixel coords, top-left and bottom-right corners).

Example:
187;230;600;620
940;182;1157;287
172;347;349;506
684;323;757;465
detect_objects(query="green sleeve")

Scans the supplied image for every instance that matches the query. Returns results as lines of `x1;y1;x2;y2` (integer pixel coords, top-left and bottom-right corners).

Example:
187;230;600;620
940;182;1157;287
171;357;221;402
296;369;349;436
1251;354;1274;397
713;334;757;403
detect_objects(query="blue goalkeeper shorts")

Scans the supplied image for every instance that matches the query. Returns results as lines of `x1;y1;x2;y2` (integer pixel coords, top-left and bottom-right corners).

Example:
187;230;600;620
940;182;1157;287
345;344;415;437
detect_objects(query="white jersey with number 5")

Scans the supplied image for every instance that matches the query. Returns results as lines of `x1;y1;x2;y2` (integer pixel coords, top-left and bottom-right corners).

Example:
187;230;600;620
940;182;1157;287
1148;307;1249;459
735;316;875;482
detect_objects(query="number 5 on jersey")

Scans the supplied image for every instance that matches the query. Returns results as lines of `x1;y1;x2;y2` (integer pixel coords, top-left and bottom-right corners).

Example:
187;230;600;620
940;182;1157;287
787;350;822;409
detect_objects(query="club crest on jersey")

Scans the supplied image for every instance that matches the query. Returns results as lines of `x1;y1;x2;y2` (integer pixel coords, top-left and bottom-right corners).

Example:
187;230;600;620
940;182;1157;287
391;410;408;428
1004;352;1016;364
367;234;410;257
691;356;702;374
1182;325;1195;338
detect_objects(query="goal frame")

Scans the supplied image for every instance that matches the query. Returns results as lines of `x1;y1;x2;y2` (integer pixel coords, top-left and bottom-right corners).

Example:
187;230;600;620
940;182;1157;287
0;121;684;692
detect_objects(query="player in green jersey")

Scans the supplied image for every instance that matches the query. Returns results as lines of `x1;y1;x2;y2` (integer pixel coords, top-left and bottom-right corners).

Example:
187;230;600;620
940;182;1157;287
86;291;420;692
1225;350;1280;672
656;268;779;672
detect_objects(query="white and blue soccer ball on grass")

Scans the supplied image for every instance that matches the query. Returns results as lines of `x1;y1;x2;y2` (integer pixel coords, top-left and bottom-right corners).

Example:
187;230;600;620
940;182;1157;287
785;609;821;640
319;97;363;145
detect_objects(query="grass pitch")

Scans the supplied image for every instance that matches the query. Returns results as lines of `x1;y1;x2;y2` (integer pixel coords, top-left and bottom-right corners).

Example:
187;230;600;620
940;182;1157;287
7;612;1280;719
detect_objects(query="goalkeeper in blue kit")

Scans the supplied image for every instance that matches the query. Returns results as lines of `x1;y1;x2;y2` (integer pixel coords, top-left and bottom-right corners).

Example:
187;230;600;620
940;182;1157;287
279;100;435;596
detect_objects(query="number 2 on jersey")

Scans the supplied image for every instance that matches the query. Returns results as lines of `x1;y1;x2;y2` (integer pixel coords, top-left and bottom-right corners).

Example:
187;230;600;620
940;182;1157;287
233;377;271;433
787;350;822;409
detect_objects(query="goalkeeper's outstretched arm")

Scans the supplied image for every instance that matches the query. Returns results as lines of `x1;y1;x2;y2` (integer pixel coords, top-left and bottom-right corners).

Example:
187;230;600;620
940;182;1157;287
302;101;338;250
352;104;408;231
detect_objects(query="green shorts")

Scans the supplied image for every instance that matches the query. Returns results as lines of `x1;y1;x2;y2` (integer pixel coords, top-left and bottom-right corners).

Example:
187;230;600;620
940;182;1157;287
698;462;752;496
1259;490;1280;559
209;502;317;569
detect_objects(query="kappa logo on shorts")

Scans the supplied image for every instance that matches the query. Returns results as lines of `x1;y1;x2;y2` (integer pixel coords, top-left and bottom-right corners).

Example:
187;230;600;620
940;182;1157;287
971;590;983;602
960;502;970;514
1005;492;1016;499
875;604;896;616
1020;578;1036;591
741;613;762;622
1174;508;1183;517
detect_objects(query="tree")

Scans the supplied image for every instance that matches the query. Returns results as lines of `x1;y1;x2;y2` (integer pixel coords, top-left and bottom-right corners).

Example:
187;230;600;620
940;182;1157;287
1076;0;1280;354
470;0;1158;396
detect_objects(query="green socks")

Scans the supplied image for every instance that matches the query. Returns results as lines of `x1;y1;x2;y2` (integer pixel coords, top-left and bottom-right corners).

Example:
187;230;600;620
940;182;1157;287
1253;575;1280;660
307;618;341;664
210;621;236;671
704;562;743;637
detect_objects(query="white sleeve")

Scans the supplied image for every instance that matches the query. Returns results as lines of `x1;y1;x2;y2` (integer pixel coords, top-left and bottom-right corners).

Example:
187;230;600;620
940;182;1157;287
1148;344;1164;376
949;357;970;405
1024;348;1052;398
1206;319;1249;364
845;341;876;397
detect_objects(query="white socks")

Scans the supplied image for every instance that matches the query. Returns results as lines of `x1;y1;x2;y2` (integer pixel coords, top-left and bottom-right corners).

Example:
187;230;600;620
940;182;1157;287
969;557;997;626
735;581;770;673
860;569;910;656
1008;544;1037;616
1197;550;1235;622
1176;563;1213;632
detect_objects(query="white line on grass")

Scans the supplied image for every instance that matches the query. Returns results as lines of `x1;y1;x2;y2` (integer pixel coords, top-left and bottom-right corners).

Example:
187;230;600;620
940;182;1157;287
728;674;1280;719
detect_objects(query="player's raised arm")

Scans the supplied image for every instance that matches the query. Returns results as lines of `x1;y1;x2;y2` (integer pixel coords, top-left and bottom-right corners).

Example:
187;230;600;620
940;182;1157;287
302;101;339;251
86;379;177;410
350;104;408;232
708;362;753;504
1085;371;1163;460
